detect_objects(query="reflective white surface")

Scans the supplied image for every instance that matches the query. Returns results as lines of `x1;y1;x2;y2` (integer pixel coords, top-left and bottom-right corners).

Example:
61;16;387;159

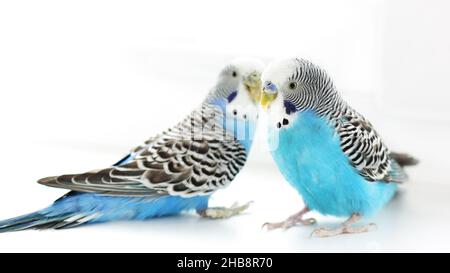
0;117;447;252
0;165;449;252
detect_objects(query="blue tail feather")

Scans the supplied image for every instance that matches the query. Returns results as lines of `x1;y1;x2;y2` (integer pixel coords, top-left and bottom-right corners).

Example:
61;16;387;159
0;193;210;233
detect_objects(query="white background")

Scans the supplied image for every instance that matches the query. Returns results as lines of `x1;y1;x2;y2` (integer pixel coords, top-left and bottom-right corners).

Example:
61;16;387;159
0;0;449;252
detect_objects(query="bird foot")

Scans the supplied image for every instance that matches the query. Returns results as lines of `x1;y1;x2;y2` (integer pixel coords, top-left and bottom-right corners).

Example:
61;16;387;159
311;223;377;238
263;207;316;231
263;217;316;231
198;201;253;219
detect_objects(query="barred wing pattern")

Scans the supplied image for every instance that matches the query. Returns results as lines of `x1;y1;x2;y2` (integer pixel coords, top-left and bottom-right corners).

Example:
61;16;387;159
334;107;407;183
283;59;406;183
38;103;248;197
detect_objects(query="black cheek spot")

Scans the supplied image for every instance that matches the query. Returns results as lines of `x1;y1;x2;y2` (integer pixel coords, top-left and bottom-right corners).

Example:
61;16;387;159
276;122;281;129
284;100;297;115
232;110;237;116
243;114;247;119
227;91;238;103
282;118;289;125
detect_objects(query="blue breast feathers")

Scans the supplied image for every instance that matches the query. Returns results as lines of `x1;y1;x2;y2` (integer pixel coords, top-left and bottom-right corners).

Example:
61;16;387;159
268;110;397;217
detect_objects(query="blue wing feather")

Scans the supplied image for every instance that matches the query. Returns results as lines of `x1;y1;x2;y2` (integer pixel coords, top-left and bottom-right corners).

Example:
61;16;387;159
0;193;210;232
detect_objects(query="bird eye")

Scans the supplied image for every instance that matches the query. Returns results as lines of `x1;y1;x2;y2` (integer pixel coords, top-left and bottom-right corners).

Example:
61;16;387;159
288;82;297;90
232;71;237;77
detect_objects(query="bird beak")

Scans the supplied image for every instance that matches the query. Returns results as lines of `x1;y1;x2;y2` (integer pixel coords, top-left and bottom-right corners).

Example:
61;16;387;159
260;82;278;110
260;91;277;110
243;72;262;104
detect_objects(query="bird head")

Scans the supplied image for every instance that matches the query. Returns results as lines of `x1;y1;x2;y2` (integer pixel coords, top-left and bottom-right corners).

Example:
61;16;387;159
208;58;264;120
260;58;336;114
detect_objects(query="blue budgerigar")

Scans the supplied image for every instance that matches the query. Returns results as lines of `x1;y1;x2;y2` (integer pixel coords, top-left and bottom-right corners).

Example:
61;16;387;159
0;58;264;232
260;58;417;237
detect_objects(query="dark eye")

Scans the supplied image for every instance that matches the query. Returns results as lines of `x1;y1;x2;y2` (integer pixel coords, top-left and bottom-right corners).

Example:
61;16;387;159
289;82;297;90
232;71;237;77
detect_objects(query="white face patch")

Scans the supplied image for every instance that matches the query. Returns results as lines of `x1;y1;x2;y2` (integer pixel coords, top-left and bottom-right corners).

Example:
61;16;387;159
266;93;296;130
261;59;298;89
223;58;265;122
226;81;259;122
262;58;299;130
230;58;265;77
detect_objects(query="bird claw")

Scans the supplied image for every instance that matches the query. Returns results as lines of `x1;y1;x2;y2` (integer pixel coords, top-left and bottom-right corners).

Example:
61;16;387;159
310;223;377;238
262;221;285;231
304;218;317;225
198;201;253;219
262;217;317;231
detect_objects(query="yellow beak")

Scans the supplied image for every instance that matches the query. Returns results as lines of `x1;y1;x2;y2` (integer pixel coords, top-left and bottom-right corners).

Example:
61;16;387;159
243;72;262;104
260;91;277;110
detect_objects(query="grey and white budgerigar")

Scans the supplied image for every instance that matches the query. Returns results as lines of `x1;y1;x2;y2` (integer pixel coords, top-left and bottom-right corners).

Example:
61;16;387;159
260;58;418;237
0;58;264;232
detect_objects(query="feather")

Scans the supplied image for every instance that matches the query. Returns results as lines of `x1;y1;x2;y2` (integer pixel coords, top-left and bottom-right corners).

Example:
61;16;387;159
0;193;210;232
38;104;247;197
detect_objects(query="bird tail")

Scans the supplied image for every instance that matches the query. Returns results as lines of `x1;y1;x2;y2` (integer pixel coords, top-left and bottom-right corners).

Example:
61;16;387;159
390;152;419;167
0;210;89;233
0;191;105;233
0;192;210;233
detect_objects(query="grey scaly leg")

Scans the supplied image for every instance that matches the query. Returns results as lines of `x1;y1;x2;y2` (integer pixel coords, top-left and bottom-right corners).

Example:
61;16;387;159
311;213;376;238
263;207;316;230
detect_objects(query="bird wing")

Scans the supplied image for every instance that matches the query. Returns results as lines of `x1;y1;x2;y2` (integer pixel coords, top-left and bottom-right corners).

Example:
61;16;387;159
336;108;407;183
38;104;247;197
112;136;158;167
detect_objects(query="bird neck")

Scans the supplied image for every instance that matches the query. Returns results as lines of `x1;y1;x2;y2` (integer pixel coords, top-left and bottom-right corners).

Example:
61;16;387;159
206;99;258;153
312;87;349;122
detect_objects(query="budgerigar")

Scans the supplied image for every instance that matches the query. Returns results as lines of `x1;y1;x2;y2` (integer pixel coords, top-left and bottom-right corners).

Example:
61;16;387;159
0;58;264;232
260;58;417;237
